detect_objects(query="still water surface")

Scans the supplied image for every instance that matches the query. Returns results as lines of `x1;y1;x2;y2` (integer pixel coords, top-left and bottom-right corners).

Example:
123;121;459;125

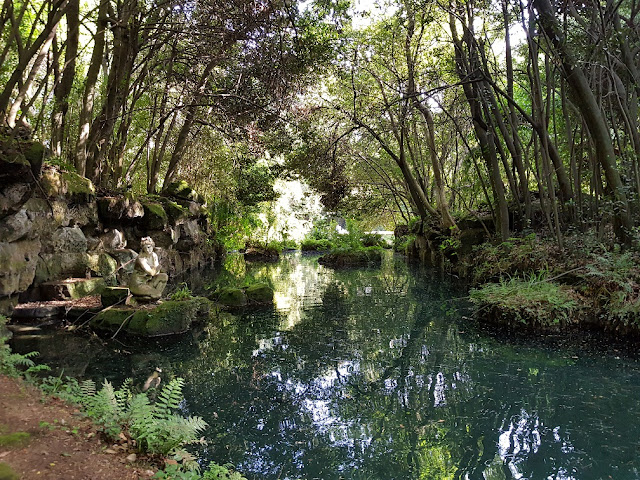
11;252;640;479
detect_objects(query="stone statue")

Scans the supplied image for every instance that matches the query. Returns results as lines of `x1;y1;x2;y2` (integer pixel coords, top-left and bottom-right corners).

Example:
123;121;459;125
129;237;168;301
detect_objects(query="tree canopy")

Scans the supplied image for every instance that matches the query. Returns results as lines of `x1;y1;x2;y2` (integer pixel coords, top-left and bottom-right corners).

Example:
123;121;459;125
3;0;640;243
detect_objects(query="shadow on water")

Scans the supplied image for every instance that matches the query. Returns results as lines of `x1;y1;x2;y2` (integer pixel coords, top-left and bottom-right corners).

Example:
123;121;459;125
10;251;640;480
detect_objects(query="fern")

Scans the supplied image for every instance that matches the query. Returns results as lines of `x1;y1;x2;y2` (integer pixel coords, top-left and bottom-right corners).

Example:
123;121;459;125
154;378;185;418
0;315;49;378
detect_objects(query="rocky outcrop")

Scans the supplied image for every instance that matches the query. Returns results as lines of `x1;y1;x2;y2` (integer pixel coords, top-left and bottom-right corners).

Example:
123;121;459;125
0;147;222;315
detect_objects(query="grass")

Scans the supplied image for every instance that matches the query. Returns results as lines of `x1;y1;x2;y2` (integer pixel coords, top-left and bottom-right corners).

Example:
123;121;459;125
470;273;579;327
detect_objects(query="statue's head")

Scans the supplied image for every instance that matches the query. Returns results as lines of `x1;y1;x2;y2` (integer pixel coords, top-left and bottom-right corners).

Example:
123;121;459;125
141;236;155;252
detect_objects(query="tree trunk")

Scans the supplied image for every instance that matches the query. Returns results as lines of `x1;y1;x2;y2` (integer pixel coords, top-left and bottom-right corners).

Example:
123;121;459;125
51;0;79;157
533;0;632;242
75;0;108;176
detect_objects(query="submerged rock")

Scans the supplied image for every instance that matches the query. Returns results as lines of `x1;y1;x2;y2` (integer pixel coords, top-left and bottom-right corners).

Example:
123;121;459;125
245;283;274;304
215;287;247;307
213;283;275;308
90;297;211;337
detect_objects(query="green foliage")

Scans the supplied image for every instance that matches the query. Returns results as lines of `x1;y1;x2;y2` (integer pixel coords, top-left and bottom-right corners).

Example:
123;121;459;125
171;283;194;301
469;234;547;283
393;234;415;253
580;252;640;322
300;237;334;251
236;162;279;207
208;200;262;251
245;240;283;255
470;274;578;326
361;232;386;248
0;315;50;379
75;377;207;460
45;155;77;173
154;462;247;480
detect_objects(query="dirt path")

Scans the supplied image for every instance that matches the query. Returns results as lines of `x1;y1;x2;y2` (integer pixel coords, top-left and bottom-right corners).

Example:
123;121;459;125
0;375;157;479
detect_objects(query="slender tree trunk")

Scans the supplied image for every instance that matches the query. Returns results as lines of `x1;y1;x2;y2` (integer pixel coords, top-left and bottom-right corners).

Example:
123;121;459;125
0;0;68;119
51;0;79;157
404;6;456;230
75;0;108;176
85;0;139;186
534;0;632;242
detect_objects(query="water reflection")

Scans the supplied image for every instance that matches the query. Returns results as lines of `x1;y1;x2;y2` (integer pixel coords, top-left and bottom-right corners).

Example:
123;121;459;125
10;252;640;479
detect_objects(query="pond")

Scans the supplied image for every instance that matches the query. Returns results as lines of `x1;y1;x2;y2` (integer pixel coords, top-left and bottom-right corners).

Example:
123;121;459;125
10;252;640;480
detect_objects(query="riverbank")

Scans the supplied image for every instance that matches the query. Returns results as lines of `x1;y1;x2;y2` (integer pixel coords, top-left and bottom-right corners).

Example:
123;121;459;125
0;374;156;479
406;226;640;336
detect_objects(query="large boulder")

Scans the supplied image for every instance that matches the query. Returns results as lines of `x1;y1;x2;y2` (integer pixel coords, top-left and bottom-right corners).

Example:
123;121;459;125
0;209;32;243
0;239;41;297
0;141;43;219
90;297;212;336
51;226;88;253
35;252;89;284
141;200;168;230
97;195;144;223
40;168;95;203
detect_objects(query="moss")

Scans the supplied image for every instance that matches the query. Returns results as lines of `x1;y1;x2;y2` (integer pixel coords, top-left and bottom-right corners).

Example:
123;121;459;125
61;171;95;197
245;283;274;304
66;278;106;298
90;297;211;336
318;247;383;268
165;180;199;201
215;288;247;307
101;287;130;307
142;201;168;230
0;462;20;480
0;432;30;447
159;198;189;224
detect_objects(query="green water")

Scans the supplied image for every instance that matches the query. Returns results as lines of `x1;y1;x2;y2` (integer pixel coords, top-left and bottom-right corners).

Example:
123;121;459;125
11;252;640;479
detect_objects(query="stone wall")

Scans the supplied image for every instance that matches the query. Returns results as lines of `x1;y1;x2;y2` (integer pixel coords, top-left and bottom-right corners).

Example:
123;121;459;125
0;149;221;315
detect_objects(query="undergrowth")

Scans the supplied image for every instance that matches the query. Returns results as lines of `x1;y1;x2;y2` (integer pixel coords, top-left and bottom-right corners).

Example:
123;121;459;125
0;315;50;379
469;273;579;327
1;315;246;479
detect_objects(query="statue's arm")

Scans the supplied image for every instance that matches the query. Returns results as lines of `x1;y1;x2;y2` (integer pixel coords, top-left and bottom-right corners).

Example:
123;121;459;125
137;256;157;276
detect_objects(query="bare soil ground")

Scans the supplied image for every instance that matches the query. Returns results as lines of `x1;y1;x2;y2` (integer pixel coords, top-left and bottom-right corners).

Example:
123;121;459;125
0;375;157;479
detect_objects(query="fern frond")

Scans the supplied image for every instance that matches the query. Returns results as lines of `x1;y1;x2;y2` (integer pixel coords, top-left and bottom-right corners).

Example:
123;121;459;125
154;378;185;419
80;379;96;397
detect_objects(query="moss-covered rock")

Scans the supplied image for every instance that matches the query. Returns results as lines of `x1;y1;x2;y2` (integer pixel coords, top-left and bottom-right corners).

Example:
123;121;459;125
40;278;105;300
87;253;118;284
0;462;20;480
245;283;274;304
156;197;189;224
97;195;144;223
40;168;95;202
90;297;211;336
318;247;383;268
141;201;168;230
215;287;247;307
165;180;201;202
0;239;41;297
101;286;130;307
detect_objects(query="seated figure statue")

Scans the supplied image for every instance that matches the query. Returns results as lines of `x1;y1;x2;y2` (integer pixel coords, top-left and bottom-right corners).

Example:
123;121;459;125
129;237;168;301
